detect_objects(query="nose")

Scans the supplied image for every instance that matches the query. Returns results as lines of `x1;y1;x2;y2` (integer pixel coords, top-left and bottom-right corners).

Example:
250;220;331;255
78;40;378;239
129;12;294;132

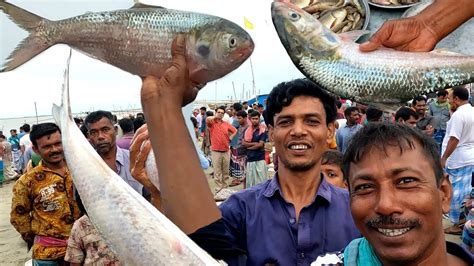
374;186;403;217
290;120;307;137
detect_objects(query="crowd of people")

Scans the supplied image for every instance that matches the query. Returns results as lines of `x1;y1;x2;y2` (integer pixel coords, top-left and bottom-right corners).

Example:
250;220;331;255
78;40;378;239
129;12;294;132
0;0;473;264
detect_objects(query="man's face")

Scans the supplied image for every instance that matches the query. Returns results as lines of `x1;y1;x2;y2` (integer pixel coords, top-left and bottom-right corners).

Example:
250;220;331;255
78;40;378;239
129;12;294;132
10;130;17;137
87;117;117;155
413;100;427;116
347;110;360;124
270;96;335;172
32;131;64;165
448;92;459;111
437;95;446;103
237;116;247;126
398;116;418;128
243;103;248;109
348;143;451;265
215;109;225;120
250;115;260;127
321;163;346;188
200;109;206;115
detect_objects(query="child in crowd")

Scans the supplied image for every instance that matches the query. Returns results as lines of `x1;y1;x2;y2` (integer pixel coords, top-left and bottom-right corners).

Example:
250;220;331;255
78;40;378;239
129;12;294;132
321;150;347;189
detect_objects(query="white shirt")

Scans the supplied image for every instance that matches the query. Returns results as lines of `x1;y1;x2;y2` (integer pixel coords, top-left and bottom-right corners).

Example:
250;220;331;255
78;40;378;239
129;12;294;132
442;103;474;169
19;133;32;150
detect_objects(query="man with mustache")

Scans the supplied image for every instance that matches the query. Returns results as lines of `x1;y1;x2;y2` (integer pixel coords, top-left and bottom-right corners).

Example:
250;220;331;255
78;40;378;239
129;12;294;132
84;111;143;194
317;123;473;265
10;123;81;265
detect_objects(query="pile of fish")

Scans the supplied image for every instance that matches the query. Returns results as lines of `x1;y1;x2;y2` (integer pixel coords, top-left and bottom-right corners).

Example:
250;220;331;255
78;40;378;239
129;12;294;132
289;0;367;33
271;1;474;106
0;1;254;85
53;53;225;265
370;0;420;6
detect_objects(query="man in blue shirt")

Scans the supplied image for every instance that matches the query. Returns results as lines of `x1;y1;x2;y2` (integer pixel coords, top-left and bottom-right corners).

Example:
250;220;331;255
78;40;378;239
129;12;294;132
336;107;362;154
140;36;360;265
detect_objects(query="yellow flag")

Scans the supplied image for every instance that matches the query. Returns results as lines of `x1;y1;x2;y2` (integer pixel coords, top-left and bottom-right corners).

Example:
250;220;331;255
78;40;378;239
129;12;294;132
244;17;254;30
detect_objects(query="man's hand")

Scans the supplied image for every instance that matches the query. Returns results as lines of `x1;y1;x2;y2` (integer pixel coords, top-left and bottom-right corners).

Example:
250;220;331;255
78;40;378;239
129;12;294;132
141;34;205;107
130;125;158;194
359;17;439;52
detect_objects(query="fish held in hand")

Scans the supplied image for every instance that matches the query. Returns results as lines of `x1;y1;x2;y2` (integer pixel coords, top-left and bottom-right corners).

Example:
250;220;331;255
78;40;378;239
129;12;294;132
271;1;474;105
0;1;254;84
52;53;225;265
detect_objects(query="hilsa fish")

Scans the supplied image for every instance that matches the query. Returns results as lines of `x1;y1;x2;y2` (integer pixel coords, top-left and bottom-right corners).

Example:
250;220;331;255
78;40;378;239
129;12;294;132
0;1;254;84
52;53;225;265
271;1;474;105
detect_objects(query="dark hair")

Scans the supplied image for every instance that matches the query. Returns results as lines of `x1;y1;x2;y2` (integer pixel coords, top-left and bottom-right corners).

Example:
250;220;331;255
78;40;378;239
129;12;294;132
344;107;359;118
79;124;89;138
133;118;145;132
265;79;337;127
233;102;243;112
217;106;226;112
342;123;444;188
30;123;61;147
0;134;6;140
136;112;145;120
257;103;264;108
84;110;114;129
200;106;207;111
436;89;448;97
249;110;261;117
206;110;214;117
242;101;248;105
366;106;383;122
452;86;469;101
190;116;198;128
10;129;16;133
118;118;134;133
236;110;247;118
395;107;419;121
413;95;427;105
22;123;31;133
335;101;342;109
321;150;343;168
73;117;82;124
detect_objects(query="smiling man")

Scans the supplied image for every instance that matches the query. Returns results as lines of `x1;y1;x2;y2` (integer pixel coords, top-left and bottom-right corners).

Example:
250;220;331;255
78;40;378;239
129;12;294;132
339;123;473;265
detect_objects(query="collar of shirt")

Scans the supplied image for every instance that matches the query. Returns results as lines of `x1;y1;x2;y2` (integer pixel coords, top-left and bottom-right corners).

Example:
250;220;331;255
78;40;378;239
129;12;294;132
37;160;70;177
457;103;472;111
262;172;332;204
115;146;127;169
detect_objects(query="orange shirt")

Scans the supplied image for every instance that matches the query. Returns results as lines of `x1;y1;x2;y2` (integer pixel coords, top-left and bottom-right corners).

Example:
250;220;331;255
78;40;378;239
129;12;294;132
207;119;236;152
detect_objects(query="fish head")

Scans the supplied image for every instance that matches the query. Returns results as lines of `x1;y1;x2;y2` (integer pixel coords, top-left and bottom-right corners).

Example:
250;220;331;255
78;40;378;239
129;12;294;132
187;19;254;84
271;1;341;64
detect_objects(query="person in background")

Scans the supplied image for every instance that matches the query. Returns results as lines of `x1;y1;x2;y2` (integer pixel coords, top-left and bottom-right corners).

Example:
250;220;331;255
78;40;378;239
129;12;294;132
229;103;244;183
0;134;19;181
412;96;435;136
395;107;419;128
321;150;346;189
365;106;383;123
8;129;22;174
19;123;31;172
242;110;268;188
430;89;451;151
116;118;135;150
336;107;362;154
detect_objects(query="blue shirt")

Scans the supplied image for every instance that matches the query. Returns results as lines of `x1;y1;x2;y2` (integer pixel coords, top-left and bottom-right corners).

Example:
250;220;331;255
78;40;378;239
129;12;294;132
216;174;360;265
116;147;143;195
336;124;363;153
246;128;267;162
230;119;240;148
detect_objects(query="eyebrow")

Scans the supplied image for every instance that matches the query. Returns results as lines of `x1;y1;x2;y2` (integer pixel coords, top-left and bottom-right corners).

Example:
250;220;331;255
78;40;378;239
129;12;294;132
351;167;424;182
276;112;323;120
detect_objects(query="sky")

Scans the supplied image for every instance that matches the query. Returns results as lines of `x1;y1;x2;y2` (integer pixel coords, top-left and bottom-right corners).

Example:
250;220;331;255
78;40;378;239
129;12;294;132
0;0;305;119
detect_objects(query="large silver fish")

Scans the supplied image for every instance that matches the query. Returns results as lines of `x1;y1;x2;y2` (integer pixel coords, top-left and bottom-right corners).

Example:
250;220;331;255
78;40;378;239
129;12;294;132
52;53;224;265
271;1;474;104
0;1;254;84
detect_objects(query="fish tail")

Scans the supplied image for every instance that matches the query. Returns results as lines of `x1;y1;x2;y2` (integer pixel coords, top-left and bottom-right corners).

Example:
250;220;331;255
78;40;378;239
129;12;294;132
53;50;73;125
0;1;53;72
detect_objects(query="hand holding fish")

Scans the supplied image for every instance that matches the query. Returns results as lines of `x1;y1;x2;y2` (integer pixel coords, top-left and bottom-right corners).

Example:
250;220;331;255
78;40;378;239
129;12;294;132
360;0;474;52
141;34;204;108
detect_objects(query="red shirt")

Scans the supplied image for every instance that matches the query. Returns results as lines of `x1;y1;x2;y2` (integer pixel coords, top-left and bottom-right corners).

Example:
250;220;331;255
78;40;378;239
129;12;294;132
207;119;236;152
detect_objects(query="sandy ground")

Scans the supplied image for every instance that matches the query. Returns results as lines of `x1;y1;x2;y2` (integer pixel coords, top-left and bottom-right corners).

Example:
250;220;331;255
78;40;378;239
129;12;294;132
0;168;461;265
0;181;31;266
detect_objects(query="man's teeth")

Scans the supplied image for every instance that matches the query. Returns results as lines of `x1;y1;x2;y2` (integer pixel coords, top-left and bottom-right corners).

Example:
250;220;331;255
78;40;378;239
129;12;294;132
377;228;411;237
290;144;308;150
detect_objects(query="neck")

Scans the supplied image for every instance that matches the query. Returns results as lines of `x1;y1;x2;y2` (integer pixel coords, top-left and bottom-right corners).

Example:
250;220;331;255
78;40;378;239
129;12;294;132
277;163;322;219
43;159;66;171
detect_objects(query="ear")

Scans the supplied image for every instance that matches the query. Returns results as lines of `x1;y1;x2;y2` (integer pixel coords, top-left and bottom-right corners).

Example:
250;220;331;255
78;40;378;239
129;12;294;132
268;125;274;142
326;122;335;145
439;174;452;214
32;145;39;154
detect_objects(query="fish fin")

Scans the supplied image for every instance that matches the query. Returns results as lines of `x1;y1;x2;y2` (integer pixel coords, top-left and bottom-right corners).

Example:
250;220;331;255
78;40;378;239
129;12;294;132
338;30;371;42
429;49;463;56
0;1;53;72
130;0;164;9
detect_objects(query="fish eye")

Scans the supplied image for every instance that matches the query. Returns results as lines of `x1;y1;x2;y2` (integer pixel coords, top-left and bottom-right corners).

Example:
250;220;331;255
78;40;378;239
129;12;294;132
228;37;237;48
288;11;300;21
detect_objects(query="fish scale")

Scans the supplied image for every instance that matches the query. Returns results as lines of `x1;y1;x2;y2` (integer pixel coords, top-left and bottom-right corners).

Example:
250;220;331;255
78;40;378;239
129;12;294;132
0;1;253;84
272;2;474;105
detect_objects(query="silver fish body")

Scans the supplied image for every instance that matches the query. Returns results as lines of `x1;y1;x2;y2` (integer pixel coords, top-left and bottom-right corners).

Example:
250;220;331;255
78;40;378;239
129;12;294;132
53;54;224;265
272;2;474;104
1;1;254;84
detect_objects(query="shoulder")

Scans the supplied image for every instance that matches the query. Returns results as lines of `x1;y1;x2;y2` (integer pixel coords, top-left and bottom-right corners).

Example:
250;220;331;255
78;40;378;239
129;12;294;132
219;180;271;213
